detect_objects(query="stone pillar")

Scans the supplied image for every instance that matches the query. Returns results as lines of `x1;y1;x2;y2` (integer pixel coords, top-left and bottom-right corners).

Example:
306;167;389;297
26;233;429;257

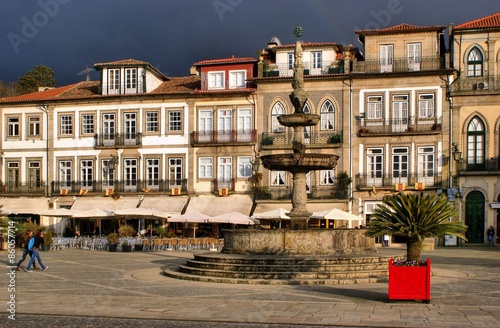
288;171;311;230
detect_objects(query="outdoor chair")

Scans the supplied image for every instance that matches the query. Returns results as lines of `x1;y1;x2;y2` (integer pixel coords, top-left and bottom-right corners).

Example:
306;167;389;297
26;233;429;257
162;238;171;250
179;238;189;251
153;238;163;251
142;239;152;251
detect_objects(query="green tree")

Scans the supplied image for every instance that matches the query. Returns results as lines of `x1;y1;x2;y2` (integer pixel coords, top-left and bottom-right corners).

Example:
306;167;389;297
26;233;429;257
365;192;467;261
17;65;56;94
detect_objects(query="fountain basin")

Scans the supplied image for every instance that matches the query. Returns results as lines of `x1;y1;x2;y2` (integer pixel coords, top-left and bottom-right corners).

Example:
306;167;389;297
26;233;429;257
278;113;320;127
261;153;339;171
222;229;377;255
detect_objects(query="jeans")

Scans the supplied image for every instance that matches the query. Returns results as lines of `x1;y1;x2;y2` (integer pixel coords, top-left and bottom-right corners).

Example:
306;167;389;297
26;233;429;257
26;249;45;270
16;248;34;267
488;235;494;246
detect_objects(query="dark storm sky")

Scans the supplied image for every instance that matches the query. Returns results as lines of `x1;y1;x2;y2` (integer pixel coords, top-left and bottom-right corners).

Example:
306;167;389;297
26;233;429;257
1;0;498;86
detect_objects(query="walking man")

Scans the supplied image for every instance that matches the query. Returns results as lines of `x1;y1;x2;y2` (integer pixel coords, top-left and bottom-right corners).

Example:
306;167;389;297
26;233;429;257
25;230;48;272
16;230;38;271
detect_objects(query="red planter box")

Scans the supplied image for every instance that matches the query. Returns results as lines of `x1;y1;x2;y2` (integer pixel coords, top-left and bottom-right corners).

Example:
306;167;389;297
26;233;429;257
388;258;431;302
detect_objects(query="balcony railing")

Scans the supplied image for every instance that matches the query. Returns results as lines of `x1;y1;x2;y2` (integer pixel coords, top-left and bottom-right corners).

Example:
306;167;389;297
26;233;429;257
0;182;46;195
457;158;500;173
358;117;442;135
94;133;143;148
356;173;443;189
51;179;187;195
212;178;236;193
261;130;342;147
264;60;344;78
352;56;446;74
452;75;500;93
191;129;257;146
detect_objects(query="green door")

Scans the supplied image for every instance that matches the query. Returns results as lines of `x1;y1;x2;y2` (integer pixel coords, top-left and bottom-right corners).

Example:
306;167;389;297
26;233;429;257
465;191;485;243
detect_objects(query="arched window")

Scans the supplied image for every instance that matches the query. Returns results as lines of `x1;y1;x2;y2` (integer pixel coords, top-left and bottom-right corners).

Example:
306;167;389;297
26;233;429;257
320;100;335;130
303;103;311;143
467;47;483;77
467;116;485;168
271;102;285;133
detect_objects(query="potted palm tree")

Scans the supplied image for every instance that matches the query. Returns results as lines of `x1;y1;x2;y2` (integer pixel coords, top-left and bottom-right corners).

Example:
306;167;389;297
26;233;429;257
118;224;135;252
365;192;467;302
107;233;119;252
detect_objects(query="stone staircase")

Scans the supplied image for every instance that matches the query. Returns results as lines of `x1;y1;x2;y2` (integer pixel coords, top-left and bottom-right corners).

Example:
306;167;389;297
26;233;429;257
163;251;406;285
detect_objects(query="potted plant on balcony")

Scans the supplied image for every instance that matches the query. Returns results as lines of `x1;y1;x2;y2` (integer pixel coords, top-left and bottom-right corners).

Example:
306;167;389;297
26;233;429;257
107;233;119;252
118;224;135;252
432;123;441;131
364;192;467;302
329;133;343;144
262;136;274;145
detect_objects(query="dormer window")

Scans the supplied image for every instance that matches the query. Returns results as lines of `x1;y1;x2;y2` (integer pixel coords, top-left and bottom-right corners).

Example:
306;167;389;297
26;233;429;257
208;71;224;89
229;70;246;88
125;68;137;93
109;69;120;94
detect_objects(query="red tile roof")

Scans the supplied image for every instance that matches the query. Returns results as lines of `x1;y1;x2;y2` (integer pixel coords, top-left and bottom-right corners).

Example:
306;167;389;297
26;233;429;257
454;12;500;30
0;83;85;103
193;57;257;66
356;23;446;35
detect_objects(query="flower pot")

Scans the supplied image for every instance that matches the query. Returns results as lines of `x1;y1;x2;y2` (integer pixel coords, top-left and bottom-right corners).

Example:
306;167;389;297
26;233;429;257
388;258;431;303
108;243;118;252
134;244;144;251
41;244;51;252
122;245;132;252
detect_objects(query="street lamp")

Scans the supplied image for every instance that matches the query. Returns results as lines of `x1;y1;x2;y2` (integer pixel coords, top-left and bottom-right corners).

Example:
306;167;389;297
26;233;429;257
108;155;116;170
452;143;462;162
252;157;260;172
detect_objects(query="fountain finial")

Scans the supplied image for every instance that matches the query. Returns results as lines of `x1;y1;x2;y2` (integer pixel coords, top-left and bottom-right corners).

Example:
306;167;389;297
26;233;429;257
290;25;307;113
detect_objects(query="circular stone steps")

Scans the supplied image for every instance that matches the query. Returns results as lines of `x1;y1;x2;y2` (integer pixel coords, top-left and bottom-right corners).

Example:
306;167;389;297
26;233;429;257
163;251;405;285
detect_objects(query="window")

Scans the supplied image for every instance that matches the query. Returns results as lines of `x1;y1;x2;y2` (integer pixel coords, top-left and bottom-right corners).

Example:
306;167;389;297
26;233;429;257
367;96;383;119
271;101;285;132
407;43;421;70
467;47;483;77
237;108;252;142
145;111;159;133
380;44;394;72
28;161;41;187
320;169;335;185
125;68;137;92
28;116;41;136
320;100;335;130
199;157;213;178
169;110;182;132
7;117;19;137
366;148;383;185
124;159;137;189
303;104;311;143
169;158;183;186
124;112;137;144
392;95;409;132
271;171;286;186
229;70;246;88
102;159;114;187
312;51;322;69
208;71;224;89
81;114;94;134
60;115;73;135
59;160;72;188
80;160;93;187
288;53;294;69
417;147;434;185
418;94;434;118
7;162;19;187
198;110;213;142
109;69;120;94
392;147;408;182
146;158;160;187
467;116;485;166
103;113;115;145
237;156;252;178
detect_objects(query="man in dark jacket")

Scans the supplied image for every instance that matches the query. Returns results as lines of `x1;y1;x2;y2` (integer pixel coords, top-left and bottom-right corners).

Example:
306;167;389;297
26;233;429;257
25;230;48;272
16;230;38;271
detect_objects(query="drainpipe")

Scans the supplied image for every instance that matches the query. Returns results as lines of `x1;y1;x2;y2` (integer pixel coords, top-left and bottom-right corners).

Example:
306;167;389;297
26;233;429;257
36;103;49;196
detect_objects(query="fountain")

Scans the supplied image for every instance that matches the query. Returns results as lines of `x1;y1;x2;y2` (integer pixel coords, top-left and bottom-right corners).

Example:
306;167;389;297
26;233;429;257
164;27;404;284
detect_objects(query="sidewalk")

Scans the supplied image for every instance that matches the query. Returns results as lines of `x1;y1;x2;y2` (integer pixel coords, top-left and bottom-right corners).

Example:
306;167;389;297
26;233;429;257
2;246;500;327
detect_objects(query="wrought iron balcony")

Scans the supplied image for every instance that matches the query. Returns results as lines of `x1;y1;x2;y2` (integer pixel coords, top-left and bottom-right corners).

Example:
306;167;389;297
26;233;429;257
191;129;256;146
358;117;442;135
212;178;236;194
260;130;342;148
263;60;344;77
356;173;443;189
0;182;46;195
451;75;500;93
94;133;142;148
456;158;500;173
51;179;187;195
352;56;446;74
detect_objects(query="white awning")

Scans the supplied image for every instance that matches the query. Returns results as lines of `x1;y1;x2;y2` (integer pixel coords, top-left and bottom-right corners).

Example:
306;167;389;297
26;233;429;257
252;202;342;215
139;196;188;215
490;203;500;209
185;195;254;217
70;196;142;211
0;197;50;214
